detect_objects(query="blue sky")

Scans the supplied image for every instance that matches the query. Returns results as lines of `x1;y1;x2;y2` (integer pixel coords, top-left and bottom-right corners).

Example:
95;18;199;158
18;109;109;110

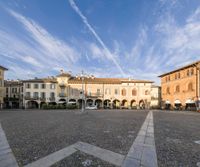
0;0;200;84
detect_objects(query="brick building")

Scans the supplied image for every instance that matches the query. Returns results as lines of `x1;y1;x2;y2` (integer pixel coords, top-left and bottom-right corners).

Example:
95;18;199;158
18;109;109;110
159;60;200;110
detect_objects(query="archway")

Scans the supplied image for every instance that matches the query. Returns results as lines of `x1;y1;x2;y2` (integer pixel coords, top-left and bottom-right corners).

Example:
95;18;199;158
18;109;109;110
165;100;171;110
86;99;93;107
131;100;137;109
104;99;111;109
174;100;182;110
95;99;103;109
121;99;128;109
139;100;145;109
49;102;57;106
113;99;120;109
27;101;39;109
40;102;47;108
58;99;66;105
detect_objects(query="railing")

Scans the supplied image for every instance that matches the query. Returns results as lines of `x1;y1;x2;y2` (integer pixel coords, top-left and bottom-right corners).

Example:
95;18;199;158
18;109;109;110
24;96;39;100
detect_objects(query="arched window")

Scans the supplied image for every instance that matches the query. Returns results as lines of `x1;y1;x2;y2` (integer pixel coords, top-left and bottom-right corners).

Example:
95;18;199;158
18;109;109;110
187;69;190;76
178;72;180;79
121;88;126;96
175;85;180;93
132;89;137;96
166;87;170;94
191;68;194;75
188;82;193;91
145;90;149;95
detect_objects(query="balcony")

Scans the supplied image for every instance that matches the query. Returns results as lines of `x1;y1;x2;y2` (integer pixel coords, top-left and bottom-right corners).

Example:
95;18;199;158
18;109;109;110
59;93;67;97
49;97;56;101
24;96;39;100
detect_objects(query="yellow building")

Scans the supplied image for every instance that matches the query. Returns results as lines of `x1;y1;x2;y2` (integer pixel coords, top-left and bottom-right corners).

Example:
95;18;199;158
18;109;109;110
22;71;156;109
159;60;200;110
0;65;8;109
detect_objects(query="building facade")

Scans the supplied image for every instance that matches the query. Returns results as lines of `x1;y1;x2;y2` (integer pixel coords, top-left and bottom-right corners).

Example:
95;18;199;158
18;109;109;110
20;71;159;109
0;66;8;109
150;85;161;109
159;60;200;110
4;80;23;109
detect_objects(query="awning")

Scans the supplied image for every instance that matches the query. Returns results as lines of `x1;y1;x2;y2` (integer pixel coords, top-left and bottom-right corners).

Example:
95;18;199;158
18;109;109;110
174;100;181;104
68;101;76;104
165;100;170;104
185;99;195;104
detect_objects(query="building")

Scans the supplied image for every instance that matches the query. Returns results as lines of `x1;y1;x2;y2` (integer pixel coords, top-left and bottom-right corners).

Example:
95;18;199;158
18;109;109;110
159;60;200;110
4;80;23;109
150;85;161;109
0;65;8;109
21;71;157;109
23;77;57;109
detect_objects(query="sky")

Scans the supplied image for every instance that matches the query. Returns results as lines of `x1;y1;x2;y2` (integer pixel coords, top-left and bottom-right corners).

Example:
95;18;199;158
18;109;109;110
0;0;200;84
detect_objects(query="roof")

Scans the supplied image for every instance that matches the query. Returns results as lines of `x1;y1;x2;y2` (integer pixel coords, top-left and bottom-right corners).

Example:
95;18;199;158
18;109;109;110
56;73;71;77
4;80;23;86
158;60;200;77
23;78;57;83
0;65;8;70
68;77;153;84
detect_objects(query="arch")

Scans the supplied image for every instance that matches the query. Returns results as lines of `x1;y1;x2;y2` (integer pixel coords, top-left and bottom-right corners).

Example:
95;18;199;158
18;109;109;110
121;88;126;96
58;98;66;105
132;89;137;96
69;99;76;103
113;99;120;109
49;102;57;106
104;99;111;109
40;102;47;108
86;99;93;107
95;99;103;109
130;100;137;109
139;100;145;109
77;99;85;109
26;100;39;109
121;99;128;109
174;99;182;110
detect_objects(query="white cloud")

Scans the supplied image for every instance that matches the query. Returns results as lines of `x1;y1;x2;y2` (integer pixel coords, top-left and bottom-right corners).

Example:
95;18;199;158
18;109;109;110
154;7;200;67
68;0;125;76
0;9;80;78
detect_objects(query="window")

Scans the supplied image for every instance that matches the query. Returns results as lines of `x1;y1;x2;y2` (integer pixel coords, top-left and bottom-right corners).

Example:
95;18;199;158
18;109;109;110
6;88;8;93
34;84;38;89
132;89;137;96
175;85;180;93
191;68;194;75
40;92;46;99
26;83;31;89
33;92;39;98
166;87;170;94
187;69;190;76
50;92;55;98
175;73;177;80
115;89;119;95
145;90;149;95
87;88;91;96
105;88;111;95
12;88;15;93
121;88;126;96
188;82;193;91
97;89;101;95
41;84;46;89
178;72;180;79
50;84;55;89
26;92;30;98
0;79;2;87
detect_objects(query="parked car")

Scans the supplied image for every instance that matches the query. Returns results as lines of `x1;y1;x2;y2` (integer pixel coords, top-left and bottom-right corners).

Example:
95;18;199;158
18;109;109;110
86;105;97;110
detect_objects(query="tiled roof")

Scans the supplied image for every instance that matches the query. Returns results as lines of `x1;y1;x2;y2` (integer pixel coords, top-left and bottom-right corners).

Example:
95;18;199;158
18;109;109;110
56;73;71;77
68;77;153;84
0;65;8;70
4;80;23;86
158;60;200;77
22;78;57;83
